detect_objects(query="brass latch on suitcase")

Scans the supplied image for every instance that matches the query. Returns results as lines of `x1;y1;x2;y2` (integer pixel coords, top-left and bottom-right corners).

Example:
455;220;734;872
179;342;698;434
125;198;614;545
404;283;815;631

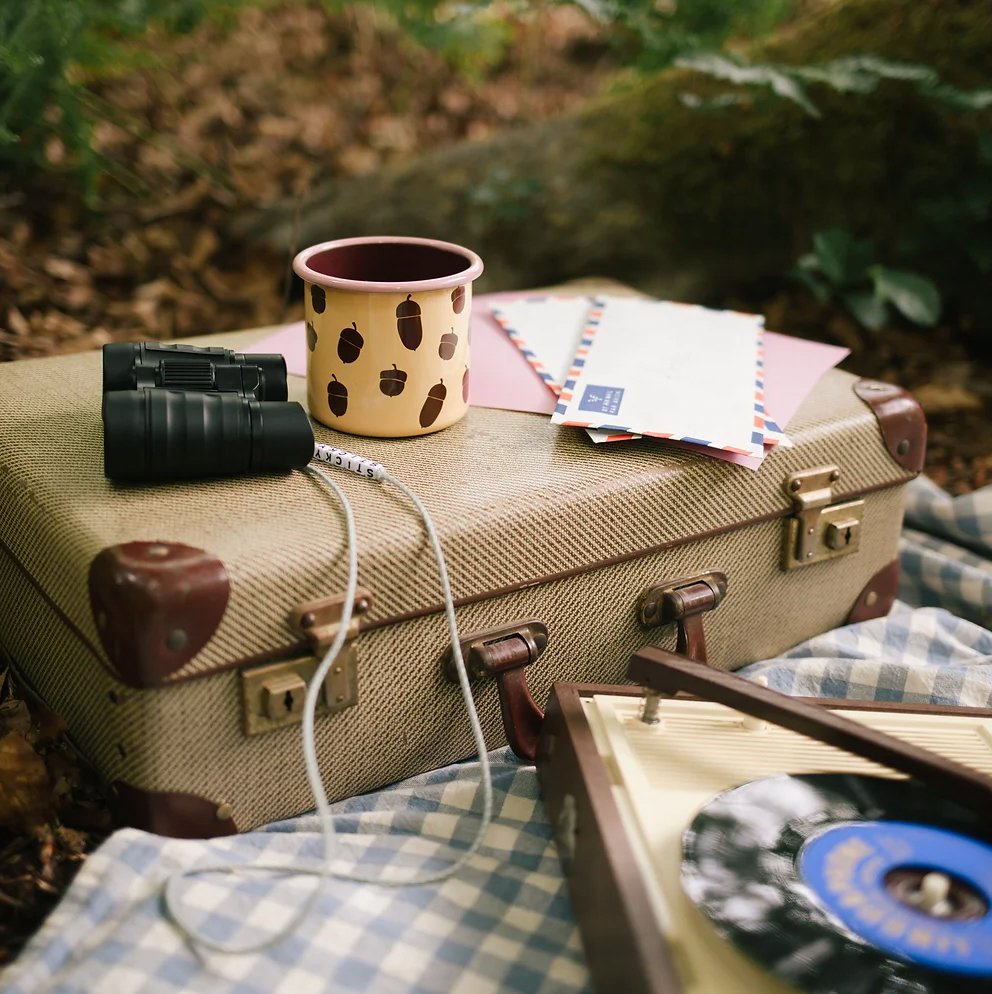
783;466;864;570
239;588;372;737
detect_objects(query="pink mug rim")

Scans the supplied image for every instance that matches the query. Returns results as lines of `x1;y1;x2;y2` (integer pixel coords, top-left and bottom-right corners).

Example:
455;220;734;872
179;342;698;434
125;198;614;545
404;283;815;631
292;235;484;293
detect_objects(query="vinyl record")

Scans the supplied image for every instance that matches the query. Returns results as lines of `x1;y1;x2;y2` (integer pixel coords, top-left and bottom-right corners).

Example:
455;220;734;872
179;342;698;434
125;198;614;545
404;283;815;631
681;773;992;994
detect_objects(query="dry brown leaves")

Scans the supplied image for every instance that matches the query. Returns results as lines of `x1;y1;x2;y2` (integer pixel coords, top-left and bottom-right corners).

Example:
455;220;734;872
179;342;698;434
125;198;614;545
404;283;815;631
0;3;610;361
0;668;111;965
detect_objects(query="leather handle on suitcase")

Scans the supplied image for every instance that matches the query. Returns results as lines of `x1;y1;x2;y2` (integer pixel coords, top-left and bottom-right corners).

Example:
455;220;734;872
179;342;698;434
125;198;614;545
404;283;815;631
446;571;729;762
488;654;546;763
443;620;549;762
638;571;727;663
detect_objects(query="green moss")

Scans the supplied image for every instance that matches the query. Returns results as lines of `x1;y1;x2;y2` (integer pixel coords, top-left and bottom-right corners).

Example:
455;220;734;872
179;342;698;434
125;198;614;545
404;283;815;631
269;0;991;315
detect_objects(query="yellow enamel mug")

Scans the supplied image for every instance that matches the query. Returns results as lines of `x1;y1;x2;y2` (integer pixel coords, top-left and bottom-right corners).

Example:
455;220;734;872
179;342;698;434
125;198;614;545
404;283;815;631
293;236;484;437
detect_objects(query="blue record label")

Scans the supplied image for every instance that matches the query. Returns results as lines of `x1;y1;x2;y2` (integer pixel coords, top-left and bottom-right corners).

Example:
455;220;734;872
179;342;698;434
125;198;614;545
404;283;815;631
681;773;992;994
801;821;992;975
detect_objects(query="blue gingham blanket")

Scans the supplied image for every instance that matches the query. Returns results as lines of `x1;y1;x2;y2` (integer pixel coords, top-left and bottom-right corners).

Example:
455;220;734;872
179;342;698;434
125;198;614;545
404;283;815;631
4;476;991;994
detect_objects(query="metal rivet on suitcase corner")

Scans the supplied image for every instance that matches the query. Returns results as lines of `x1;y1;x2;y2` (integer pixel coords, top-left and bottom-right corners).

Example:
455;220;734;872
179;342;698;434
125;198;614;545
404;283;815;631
829;469;841;482
165;628;188;652
216;802;233;821
897;439;911;455
865;590;879;607
146;544;170;558
789;479;802;492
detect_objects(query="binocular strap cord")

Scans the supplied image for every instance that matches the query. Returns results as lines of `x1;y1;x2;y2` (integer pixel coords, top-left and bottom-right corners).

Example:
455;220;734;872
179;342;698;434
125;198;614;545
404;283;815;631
163;454;494;955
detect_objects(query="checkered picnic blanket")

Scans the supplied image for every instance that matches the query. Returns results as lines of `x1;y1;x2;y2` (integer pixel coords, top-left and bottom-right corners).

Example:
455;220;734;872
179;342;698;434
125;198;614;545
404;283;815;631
4;476;991;994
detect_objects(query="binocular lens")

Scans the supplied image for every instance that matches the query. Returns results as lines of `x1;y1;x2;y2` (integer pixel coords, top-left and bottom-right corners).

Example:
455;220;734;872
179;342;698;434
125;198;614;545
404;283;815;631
103;391;314;481
102;342;288;401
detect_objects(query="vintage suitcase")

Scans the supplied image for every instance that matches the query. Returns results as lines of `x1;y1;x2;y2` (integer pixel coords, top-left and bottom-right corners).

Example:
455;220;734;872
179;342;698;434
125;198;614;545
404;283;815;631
0;322;924;838
536;653;992;994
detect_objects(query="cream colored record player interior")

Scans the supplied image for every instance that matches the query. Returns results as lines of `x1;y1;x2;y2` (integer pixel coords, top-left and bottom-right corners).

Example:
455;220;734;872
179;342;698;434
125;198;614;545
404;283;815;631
581;693;992;994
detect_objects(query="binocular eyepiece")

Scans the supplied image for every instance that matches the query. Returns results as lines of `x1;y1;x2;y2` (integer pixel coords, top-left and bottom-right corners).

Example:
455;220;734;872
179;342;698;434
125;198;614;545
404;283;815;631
102;341;289;400
102;341;315;482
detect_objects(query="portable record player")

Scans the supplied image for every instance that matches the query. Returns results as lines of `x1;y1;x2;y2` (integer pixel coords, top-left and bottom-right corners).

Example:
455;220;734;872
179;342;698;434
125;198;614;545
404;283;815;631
536;648;992;994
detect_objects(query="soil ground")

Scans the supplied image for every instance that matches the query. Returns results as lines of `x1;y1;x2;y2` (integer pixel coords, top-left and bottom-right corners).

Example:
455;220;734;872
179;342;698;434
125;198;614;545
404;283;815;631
1;2;989;966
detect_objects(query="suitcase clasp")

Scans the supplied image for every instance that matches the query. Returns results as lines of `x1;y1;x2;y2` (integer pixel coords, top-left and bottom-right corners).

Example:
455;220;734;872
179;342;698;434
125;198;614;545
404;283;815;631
239;589;372;737
291;588;373;654
783;466;864;569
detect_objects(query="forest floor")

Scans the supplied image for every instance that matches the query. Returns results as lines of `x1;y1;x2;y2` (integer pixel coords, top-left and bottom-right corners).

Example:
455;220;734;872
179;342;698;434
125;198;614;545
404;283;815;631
1;0;990;968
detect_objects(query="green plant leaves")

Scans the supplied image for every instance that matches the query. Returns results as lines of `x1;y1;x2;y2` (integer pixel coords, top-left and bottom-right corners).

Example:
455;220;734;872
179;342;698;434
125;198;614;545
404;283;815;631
675;53;820;116
843;290;889;331
793;229;942;331
677;52;992;118
810;228;874;286
792;264;831;304
870;266;941;326
560;0;796;72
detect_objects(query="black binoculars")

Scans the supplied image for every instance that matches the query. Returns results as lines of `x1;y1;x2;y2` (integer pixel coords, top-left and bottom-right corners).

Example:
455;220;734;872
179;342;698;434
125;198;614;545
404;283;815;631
102;341;315;482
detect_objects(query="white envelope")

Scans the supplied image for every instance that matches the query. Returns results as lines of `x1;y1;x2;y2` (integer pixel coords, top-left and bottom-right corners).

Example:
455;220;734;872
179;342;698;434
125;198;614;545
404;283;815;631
550;297;770;457
490;296;590;397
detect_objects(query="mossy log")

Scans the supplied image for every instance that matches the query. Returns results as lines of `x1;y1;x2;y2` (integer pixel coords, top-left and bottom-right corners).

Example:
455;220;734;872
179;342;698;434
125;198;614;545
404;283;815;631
239;0;992;311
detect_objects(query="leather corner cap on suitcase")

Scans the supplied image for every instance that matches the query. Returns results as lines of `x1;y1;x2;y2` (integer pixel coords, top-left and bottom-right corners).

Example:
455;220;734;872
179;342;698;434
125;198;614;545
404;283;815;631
0;321;925;837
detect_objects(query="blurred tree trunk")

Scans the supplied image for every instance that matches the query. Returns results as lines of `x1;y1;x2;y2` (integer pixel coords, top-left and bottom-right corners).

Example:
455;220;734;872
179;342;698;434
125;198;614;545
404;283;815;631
238;0;991;314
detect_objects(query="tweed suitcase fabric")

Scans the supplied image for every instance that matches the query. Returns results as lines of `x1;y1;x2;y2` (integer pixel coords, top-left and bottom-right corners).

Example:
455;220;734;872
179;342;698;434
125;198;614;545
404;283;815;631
5;473;992;994
0;326;916;830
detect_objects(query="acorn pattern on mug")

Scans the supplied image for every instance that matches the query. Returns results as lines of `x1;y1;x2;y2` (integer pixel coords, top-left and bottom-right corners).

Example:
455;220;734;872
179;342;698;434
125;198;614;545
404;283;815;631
337;321;364;363
419;379;446;428
438;329;458;360
379;363;407;397
396;294;422;350
306;282;470;434
327;374;348;416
